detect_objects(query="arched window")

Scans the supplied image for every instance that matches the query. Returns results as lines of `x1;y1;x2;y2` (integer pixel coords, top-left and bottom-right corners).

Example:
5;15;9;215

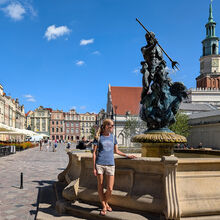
212;44;216;54
118;133;124;146
203;46;205;56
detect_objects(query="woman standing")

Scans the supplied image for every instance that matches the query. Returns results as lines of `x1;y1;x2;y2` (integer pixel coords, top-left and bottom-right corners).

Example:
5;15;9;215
93;119;136;216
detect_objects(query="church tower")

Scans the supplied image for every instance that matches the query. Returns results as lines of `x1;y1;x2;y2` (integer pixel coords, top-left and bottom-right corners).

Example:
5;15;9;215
196;0;220;89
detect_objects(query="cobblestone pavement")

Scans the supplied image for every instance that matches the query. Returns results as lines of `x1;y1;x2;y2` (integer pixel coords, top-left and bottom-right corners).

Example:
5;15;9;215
0;143;71;220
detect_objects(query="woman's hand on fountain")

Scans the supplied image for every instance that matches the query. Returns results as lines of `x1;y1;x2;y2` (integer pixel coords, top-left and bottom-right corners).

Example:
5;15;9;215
126;154;137;159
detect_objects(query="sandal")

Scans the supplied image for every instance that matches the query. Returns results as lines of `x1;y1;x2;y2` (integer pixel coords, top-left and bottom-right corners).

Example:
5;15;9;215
106;206;112;212
106;204;112;212
100;209;107;216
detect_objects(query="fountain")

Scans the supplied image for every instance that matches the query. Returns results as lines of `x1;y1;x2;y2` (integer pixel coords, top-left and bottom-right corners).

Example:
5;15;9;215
52;20;220;220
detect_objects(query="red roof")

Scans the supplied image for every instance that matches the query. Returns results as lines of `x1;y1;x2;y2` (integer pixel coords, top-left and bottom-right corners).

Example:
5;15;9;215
25;111;31;117
110;86;142;115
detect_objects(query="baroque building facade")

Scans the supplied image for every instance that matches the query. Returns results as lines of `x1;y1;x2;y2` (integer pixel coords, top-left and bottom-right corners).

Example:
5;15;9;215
64;109;81;141
0;83;26;141
80;112;97;140
29;106;51;136
50;110;65;141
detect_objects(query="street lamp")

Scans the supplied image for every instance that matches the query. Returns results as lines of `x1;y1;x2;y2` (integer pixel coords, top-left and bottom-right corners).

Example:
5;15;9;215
114;105;117;137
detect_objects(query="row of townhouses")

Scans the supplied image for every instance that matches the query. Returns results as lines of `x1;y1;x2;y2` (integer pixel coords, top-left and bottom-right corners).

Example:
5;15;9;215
0;84;26;141
26;106;97;141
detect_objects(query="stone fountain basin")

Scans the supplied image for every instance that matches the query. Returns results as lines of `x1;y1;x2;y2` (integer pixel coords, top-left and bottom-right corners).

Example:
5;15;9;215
57;152;220;219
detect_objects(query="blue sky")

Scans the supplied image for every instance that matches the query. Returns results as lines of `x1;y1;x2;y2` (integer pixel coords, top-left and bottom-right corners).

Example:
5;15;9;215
0;0;218;113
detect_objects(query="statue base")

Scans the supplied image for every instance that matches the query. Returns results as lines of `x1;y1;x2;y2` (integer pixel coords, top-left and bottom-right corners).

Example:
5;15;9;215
131;130;187;157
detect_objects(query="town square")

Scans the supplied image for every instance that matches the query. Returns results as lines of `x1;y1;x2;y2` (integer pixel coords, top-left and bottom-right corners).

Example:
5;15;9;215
1;0;220;219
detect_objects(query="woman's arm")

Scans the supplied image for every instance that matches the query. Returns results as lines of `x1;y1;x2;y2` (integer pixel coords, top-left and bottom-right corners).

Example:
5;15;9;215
114;144;136;159
93;145;98;176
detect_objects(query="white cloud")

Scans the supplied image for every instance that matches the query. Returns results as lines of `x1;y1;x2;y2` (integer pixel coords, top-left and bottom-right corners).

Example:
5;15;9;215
133;69;139;73
80;106;86;110
76;60;85;66
0;0;9;5
92;50;100;55
133;67;141;76
80;38;94;46
24;94;36;102
23;1;37;17
27;97;36;102
2;2;26;21
165;66;178;74
44;25;71;41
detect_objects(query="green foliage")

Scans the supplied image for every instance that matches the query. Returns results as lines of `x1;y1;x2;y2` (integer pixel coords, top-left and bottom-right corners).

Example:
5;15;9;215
90;126;96;139
169;112;190;137
123;118;139;138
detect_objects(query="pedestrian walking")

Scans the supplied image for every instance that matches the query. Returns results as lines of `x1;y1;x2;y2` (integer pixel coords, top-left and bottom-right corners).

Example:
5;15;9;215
39;140;42;151
93;119;136;216
53;140;57;152
66;141;71;149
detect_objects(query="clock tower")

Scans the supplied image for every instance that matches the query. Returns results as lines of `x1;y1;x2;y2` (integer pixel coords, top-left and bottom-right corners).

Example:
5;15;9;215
196;0;220;89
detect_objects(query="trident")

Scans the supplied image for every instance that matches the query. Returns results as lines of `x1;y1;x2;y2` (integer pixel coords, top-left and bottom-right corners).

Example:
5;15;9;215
136;18;179;71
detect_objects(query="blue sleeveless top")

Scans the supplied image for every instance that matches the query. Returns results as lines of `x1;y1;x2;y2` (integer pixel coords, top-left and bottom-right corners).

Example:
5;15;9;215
95;134;117;166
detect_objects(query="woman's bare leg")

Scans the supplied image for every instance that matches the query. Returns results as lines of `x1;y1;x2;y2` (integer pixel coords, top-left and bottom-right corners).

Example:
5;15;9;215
97;174;106;210
105;175;114;210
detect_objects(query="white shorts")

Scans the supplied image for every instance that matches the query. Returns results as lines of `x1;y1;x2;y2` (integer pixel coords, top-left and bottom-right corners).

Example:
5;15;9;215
96;164;115;176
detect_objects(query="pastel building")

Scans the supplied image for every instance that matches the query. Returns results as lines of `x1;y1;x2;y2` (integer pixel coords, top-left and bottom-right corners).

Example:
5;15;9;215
0;83;26;141
50;110;65;141
80;112;97;140
30;106;51;136
64;109;80;141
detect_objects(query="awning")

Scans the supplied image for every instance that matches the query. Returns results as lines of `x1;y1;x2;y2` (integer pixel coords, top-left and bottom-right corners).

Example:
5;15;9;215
0;123;38;136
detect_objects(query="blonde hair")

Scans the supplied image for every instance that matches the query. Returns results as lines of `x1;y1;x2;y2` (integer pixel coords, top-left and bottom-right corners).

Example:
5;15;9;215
95;118;113;140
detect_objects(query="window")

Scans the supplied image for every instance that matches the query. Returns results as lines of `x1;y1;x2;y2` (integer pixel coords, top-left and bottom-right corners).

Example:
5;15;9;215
76;123;79;127
67;128;69;133
82;117;84;121
52;128;54;132
60;121;63;125
66;122;69;127
56;121;58;125
61;128;63;132
86;129;88;133
71;129;74;133
52;121;54;125
76;129;79;133
56;128;59;132
71;123;74;127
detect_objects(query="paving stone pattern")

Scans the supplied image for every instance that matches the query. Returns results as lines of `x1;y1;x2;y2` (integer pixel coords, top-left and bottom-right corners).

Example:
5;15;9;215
0;143;70;220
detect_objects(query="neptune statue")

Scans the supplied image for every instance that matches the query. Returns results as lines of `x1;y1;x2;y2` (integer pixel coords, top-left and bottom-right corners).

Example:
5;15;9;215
138;22;187;131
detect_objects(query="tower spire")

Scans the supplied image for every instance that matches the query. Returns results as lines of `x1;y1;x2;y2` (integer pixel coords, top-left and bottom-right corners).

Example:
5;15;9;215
208;0;214;22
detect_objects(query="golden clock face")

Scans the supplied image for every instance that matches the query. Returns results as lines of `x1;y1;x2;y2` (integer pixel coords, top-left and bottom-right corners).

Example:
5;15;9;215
212;59;219;67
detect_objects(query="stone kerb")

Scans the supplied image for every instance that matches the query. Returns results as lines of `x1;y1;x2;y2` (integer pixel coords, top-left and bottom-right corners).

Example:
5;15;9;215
58;152;89;201
57;152;220;219
176;158;220;218
57;152;182;219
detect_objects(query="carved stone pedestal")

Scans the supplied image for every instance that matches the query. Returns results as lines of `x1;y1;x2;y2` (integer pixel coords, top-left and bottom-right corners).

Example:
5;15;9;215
132;131;187;157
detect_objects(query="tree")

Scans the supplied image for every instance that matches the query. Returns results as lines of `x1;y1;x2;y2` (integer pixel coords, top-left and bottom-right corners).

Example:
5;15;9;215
169;111;190;137
123;117;139;139
90;126;96;139
123;117;147;138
